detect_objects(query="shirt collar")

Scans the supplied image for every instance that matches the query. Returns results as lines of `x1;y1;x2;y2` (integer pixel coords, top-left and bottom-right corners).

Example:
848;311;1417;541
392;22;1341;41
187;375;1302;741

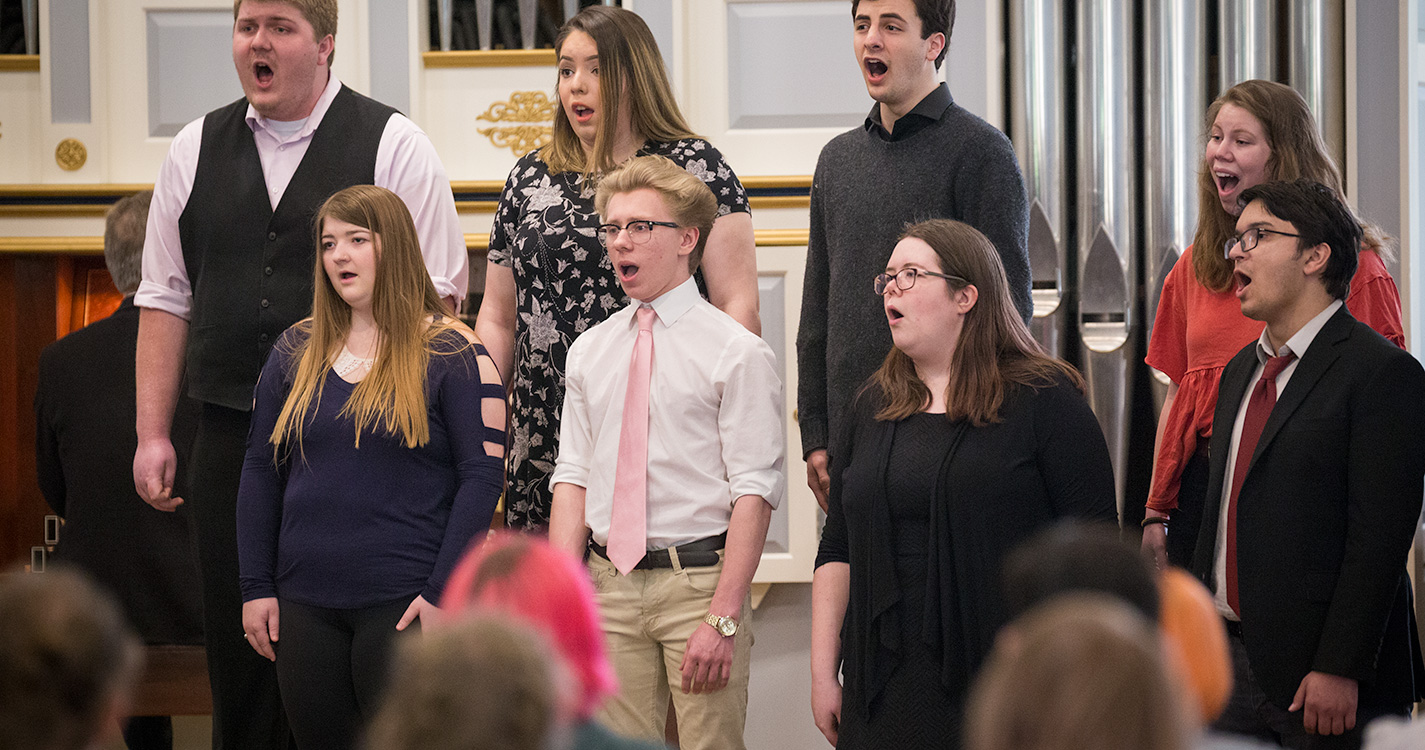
245;74;341;140
634;275;700;330
863;82;953;139
1254;299;1343;363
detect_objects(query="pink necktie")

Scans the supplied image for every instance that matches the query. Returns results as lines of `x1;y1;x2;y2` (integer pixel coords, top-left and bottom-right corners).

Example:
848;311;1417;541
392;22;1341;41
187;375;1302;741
1226;352;1295;616
608;306;656;575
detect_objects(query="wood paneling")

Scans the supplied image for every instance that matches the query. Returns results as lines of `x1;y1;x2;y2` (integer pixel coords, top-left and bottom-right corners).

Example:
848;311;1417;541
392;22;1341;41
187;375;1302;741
0;256;60;567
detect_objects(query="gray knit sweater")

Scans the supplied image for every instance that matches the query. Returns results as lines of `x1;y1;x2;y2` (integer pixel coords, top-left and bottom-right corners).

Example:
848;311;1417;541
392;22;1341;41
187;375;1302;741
795;100;1030;457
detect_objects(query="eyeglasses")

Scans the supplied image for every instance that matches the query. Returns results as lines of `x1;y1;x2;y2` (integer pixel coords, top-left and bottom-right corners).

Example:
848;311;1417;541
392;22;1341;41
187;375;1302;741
596;220;680;247
1223;227;1301;259
873;267;966;295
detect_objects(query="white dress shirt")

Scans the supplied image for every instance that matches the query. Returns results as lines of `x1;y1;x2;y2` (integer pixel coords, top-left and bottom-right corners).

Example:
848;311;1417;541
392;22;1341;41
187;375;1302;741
1213;299;1343;619
552;276;786;549
135;75;468;318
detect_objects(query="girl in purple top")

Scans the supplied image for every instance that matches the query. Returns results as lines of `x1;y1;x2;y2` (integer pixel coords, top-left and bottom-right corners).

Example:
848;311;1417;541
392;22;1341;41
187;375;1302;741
237;185;505;750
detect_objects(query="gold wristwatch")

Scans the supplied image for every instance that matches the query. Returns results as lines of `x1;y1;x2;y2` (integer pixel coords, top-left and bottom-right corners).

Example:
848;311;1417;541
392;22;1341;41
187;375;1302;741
704;612;739;637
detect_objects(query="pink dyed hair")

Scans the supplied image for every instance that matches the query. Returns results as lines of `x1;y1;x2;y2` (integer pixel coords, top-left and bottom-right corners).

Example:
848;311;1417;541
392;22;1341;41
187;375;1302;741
440;534;617;719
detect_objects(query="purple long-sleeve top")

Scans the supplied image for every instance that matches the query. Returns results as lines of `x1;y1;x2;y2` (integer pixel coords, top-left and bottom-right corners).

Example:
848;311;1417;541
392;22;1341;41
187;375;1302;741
238;325;505;608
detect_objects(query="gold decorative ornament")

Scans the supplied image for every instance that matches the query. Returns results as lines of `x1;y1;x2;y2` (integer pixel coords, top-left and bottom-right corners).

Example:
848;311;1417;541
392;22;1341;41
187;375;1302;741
55;138;87;171
477;91;556;156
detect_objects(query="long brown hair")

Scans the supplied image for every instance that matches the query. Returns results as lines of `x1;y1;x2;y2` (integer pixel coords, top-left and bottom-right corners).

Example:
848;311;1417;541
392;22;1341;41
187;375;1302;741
540;5;698;179
1192;79;1391;292
270;185;466;453
871;219;1083;426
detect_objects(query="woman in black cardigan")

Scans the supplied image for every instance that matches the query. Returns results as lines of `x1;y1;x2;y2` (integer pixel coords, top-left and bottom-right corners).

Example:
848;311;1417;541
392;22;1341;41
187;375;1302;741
809;219;1117;749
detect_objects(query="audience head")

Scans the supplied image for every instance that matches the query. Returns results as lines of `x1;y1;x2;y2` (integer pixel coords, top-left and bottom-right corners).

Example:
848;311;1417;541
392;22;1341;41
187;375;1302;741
596;155;719;282
1235;179;1361;302
364;615;562;750
1158;568;1232;725
871;218;1081;426
1002;521;1159;622
0;566;144;750
966;594;1189;750
547;5;694;176
441;534;617;720
103;190;152;296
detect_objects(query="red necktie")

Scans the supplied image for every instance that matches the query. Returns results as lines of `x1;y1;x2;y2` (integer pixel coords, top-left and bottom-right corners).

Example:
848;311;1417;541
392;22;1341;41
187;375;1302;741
1225;352;1296;616
607;306;656;575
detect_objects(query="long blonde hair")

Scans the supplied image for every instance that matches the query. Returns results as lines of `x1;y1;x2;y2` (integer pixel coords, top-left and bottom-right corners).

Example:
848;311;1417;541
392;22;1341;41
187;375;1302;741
870;220;1083;426
1192;79;1391;292
540;5;698;179
270;185;464;453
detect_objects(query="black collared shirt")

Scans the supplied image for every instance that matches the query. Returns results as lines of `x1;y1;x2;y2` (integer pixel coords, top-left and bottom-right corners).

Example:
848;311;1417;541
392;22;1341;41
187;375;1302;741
863;82;954;142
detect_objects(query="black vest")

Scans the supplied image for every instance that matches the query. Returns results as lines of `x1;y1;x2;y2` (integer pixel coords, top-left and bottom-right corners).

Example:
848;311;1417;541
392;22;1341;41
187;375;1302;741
179;85;396;410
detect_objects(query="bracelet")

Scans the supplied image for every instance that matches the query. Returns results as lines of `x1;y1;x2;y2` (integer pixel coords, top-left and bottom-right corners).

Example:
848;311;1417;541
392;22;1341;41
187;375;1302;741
1140;516;1169;528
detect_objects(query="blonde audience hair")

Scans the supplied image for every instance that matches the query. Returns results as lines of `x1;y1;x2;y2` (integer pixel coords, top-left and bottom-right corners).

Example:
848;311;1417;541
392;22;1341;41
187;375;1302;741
269;185;466;454
233;0;338;64
594;155;718;271
541;5;699;179
966;594;1190;750
364;615;560;750
870;219;1083;426
1192;79;1391;293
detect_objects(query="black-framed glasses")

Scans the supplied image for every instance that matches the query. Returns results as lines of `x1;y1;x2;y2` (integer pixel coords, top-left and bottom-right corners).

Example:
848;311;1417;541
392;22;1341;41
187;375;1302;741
873;267;967;295
596;220;680;247
1223;227;1301;259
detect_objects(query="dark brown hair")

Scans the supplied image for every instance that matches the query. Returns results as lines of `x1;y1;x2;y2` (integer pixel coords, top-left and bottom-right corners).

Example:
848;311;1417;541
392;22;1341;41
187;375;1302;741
871;219;1083;426
851;0;956;68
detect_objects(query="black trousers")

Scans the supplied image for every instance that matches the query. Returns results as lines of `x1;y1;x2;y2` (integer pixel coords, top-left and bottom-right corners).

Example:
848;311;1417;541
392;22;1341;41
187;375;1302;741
275;597;417;750
1166;449;1209;568
190;404;289;750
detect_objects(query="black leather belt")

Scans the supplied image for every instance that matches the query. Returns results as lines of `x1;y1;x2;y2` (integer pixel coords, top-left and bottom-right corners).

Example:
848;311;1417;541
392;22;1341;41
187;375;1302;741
590;533;727;570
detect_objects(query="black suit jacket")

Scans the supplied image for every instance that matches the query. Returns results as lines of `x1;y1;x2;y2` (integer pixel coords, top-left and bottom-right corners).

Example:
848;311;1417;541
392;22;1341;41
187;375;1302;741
34;297;203;644
1191;306;1425;710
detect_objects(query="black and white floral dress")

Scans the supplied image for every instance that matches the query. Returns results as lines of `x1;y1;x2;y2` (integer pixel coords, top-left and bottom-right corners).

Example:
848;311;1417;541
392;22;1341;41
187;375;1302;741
488;138;750;530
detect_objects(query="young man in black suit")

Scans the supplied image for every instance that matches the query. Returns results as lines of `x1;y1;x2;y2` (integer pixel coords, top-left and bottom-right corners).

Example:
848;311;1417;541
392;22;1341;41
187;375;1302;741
34;191;203;750
1192;179;1425;750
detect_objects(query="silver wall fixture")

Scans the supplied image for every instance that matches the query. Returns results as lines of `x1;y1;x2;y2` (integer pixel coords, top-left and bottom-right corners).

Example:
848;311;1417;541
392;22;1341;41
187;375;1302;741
1011;0;1072;361
1220;0;1277;90
1288;0;1346;182
1143;0;1206;407
1076;0;1137;516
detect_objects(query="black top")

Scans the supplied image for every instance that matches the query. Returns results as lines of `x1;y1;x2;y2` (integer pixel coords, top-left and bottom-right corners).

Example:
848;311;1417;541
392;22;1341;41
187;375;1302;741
237;326;505;608
34;298;204;644
864;82;954;142
178;85;396;410
816;376;1117;715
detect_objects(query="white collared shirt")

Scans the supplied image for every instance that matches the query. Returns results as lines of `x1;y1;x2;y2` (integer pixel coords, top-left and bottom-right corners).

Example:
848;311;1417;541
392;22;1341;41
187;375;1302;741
135;75;468;318
551;276;787;549
1214;299;1344;619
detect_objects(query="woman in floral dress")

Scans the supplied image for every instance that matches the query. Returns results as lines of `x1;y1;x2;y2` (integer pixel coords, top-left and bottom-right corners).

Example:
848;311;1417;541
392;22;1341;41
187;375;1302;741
475;5;760;530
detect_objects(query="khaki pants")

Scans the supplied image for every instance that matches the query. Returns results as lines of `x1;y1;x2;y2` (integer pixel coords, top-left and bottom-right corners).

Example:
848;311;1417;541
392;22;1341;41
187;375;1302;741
587;550;753;750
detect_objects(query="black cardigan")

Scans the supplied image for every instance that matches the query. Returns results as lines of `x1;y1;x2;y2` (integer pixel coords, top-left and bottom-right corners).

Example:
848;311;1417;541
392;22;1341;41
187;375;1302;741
815;376;1118;713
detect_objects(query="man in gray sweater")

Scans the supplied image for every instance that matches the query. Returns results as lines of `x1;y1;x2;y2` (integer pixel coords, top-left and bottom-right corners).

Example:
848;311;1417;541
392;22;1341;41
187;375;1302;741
797;0;1030;509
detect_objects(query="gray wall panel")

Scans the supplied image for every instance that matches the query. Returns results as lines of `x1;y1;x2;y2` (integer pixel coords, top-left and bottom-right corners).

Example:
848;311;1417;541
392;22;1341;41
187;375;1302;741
758;273;789;554
147;10;243;137
726;2;866;130
368;0;410;114
634;0;676;87
49;0;91;123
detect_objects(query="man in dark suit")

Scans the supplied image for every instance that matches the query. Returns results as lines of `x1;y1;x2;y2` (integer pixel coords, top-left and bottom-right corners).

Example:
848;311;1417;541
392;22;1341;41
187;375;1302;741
35;191;203;750
1191;179;1425;750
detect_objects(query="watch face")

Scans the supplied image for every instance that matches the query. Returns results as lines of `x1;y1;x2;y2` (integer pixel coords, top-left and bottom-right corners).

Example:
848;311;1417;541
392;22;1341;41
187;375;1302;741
716;618;737;637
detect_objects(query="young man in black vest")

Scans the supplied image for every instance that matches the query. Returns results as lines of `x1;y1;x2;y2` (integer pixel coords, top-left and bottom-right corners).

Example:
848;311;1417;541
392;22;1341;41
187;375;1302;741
796;0;1030;511
132;2;466;747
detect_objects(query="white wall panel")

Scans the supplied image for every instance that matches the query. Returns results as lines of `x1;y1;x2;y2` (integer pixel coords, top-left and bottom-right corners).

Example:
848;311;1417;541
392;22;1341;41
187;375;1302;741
419;66;555;181
0;71;42;182
725;2;866;130
146;11;243;137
